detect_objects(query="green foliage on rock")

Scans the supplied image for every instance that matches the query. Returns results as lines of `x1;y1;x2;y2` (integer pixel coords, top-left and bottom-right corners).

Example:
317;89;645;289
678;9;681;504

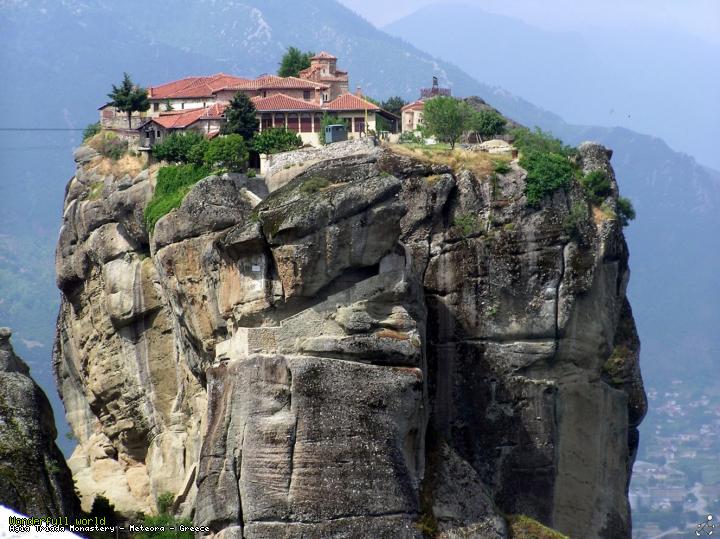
83;122;101;141
144;164;211;231
581;169;612;204
221;92;259;139
278;46;314;77
107;72;150;129
493;160;511;174
299;176;331;194
617;196;636;226
156;491;175;515
563;201;589;238
203;134;248;172
421;96;473;149
520;150;574;205
468;109;507;142
453;212;480;238
151;132;206;164
252;127;303;155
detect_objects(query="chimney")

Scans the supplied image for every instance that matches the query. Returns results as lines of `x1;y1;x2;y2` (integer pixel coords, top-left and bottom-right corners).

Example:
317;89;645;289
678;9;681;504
355;86;362;97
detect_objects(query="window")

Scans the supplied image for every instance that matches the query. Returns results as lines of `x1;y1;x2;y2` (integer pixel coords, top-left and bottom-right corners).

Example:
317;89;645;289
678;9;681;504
303;90;311;100
153;103;159;112
262;91;267;98
323;93;329;102
354;117;365;133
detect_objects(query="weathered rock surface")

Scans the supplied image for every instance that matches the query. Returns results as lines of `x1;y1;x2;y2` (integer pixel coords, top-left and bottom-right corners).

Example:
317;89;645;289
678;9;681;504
54;139;645;537
0;328;80;517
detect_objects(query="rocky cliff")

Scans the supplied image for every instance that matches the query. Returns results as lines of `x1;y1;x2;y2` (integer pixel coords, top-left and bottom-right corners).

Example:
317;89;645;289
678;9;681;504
0;328;80;517
54;138;645;538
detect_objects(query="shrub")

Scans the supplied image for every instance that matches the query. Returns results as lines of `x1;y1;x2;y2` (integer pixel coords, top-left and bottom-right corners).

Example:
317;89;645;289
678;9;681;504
563;201;589;238
144;164;211;231
89;495;117;526
187;138;209;166
617;196;636;226
203;134;248;172
83;122;101;141
494;160;511;174
247;169;257;178
93;131;128;160
511;127;576;158
453;212;479;238
581;170;612;204
399;131;423;144
156;491;174;515
520;150;574;205
299;176;330;194
252;128;303;155
134;514;193;539
152;132;206;164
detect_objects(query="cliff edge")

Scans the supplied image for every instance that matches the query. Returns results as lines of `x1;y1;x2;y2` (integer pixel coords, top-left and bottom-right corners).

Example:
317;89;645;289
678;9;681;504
54;138;646;538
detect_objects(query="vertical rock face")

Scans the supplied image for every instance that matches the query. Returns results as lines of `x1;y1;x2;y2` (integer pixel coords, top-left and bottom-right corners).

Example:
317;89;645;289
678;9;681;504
0;328;80;517
54;139;645;537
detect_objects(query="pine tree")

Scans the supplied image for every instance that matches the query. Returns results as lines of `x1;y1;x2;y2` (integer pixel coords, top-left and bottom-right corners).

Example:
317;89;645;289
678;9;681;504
278;47;314;77
107;73;150;129
221;92;259;139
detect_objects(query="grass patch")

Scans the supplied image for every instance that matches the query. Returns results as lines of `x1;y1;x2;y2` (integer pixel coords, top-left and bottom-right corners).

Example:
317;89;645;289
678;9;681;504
389;143;495;176
299;176;331;194
87;181;104;201
144;164;211;232
453;212;481;238
507;515;569;539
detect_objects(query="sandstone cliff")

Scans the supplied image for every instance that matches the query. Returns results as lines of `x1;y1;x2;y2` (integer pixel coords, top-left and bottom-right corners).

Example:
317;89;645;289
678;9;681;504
0;328;80;517
54;138;645;538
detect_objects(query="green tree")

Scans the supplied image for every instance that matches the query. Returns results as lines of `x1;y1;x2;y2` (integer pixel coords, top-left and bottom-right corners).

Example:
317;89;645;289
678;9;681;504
510;126;576;157
381;96;407;116
420;96;472;149
580;170;612;204
221;92;259;139
252;128;303;155
107;72;150;129
278;46;314;77
152;132;206;163
468;109;507;142
617;196;636;226
204;134;249;172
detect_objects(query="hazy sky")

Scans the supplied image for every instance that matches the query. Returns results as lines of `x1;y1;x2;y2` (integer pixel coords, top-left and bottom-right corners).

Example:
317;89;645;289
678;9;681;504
339;0;720;44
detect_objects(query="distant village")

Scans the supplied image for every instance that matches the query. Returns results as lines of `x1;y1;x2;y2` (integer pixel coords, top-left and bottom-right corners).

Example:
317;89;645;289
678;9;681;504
99;51;444;150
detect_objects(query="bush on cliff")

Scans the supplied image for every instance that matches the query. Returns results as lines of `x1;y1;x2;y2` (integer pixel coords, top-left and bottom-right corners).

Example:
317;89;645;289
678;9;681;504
203;134;248;172
151;132;206;164
144;164;211;231
510;126;576;157
580;169;612;204
520;150;574;205
83;122;101;141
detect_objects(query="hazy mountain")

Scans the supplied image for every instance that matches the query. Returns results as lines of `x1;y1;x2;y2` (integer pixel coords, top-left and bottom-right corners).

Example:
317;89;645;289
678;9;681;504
1;0;719;455
384;2;720;170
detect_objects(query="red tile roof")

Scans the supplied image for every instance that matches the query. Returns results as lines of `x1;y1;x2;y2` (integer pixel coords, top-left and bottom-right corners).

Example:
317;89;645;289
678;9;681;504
149;74;249;99
312;51;337;60
149;103;227;129
251;94;322;111
324;93;380;112
230;75;327;91
401;100;425;112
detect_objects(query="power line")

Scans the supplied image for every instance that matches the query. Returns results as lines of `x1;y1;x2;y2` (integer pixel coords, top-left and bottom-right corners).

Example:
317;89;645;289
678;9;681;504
0;128;84;132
